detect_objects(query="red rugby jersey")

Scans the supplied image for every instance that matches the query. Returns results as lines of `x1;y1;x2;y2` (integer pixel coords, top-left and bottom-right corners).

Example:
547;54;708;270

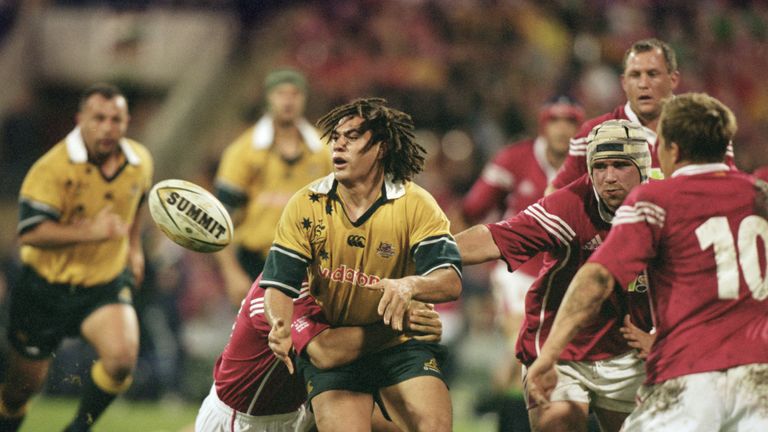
487;174;651;366
213;278;328;415
591;165;768;384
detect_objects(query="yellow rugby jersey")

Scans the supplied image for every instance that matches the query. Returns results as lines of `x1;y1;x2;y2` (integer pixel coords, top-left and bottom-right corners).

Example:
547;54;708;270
214;115;331;255
18;127;153;286
260;174;462;346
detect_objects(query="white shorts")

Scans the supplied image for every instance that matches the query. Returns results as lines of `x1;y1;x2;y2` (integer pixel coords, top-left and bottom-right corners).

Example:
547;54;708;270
523;351;645;413
490;263;535;317
195;385;314;432
621;363;768;432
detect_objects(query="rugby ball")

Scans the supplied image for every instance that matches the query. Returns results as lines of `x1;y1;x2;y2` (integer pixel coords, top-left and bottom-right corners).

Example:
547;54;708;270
148;179;233;253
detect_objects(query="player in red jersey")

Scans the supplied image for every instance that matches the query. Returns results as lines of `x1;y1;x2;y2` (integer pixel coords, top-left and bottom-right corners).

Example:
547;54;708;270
462;96;584;428
195;275;442;431
549;38;736;192
457;119;654;432
528;93;768;431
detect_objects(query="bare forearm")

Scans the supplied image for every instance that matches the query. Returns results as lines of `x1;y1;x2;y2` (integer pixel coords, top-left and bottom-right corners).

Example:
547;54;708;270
456;224;501;265
539;263;615;361
307;324;397;369
408;268;461;303
264;288;294;327
20;221;102;248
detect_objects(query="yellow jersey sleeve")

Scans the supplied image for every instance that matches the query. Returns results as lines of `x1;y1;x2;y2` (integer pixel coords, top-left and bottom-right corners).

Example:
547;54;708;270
407;185;462;277
18;155;65;233
214;129;255;209
259;188;313;297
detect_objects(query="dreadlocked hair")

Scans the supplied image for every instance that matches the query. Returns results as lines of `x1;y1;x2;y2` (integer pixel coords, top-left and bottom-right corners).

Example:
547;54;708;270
317;97;426;182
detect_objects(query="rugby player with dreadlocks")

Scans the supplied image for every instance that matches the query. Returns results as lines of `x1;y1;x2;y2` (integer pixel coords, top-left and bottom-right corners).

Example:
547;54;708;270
261;98;462;431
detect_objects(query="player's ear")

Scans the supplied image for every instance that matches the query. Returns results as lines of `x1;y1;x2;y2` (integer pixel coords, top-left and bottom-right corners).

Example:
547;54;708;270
377;142;387;160
670;141;681;164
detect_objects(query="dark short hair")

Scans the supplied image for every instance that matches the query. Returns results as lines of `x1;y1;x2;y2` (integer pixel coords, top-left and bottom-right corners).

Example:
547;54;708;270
316;98;425;182
658;93;736;163
79;83;126;111
622;38;678;73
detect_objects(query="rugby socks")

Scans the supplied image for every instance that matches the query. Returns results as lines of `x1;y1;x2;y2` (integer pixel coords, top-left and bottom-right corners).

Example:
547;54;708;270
64;360;133;432
0;396;26;432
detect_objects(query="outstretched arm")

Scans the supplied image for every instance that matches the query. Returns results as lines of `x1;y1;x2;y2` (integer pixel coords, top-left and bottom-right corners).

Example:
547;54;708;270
526;263;615;405
307;303;443;369
368;268;460;331
455;224;501;265
20;205;128;248
265;288;296;374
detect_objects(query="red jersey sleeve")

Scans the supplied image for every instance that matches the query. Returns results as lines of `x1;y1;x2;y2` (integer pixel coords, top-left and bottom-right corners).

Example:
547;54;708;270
487;190;576;271
588;186;662;290
291;297;330;355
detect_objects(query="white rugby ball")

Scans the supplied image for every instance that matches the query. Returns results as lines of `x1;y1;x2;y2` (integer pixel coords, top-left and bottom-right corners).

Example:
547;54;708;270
148;179;233;253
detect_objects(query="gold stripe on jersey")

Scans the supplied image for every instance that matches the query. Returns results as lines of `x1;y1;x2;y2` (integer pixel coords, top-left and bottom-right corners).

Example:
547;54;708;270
214;117;332;255
261;174;462;343
18;128;153;286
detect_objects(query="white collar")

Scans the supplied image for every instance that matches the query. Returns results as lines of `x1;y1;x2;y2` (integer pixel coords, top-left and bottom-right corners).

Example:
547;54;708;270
309;173;407;200
65;127;141;165
671;163;730;178
251;114;323;152
623;102;658;146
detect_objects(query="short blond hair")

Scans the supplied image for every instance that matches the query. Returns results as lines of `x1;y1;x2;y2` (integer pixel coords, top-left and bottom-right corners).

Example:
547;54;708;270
658;93;737;163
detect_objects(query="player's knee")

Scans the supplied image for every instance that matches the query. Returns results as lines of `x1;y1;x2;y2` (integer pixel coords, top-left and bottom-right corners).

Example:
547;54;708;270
99;353;137;382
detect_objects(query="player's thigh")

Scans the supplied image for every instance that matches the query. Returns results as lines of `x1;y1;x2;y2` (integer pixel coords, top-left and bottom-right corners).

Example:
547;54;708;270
528;400;589;432
380;375;452;432
80;270;139;365
723;363;768;432
588;351;645;414
622;373;722;432
81;303;139;363
311;390;374;432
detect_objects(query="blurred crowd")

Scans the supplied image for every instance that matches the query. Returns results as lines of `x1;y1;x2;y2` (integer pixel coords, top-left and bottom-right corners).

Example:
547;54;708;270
0;0;767;421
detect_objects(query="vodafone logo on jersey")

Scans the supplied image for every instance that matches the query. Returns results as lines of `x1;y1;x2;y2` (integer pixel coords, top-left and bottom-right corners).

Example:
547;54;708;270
320;264;381;286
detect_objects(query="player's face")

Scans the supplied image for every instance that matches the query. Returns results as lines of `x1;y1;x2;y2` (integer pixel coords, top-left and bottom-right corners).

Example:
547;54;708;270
621;48;679;125
543;117;580;157
267;83;306;126
591;158;642;210
77;94;130;162
331;116;382;186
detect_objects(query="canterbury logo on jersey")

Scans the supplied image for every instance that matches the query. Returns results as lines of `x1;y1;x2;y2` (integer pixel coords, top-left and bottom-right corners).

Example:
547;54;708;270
347;235;366;248
319;264;381;286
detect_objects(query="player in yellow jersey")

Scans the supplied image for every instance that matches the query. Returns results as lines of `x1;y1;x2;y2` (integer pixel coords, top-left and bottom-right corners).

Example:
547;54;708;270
0;84;153;432
214;69;332;304
261;98;462;431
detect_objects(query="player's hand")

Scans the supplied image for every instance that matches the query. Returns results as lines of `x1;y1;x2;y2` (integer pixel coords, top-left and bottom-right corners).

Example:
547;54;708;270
620;314;656;359
526;355;558;407
85;205;129;241
268;318;294;374
405;303;442;342
367;278;414;332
